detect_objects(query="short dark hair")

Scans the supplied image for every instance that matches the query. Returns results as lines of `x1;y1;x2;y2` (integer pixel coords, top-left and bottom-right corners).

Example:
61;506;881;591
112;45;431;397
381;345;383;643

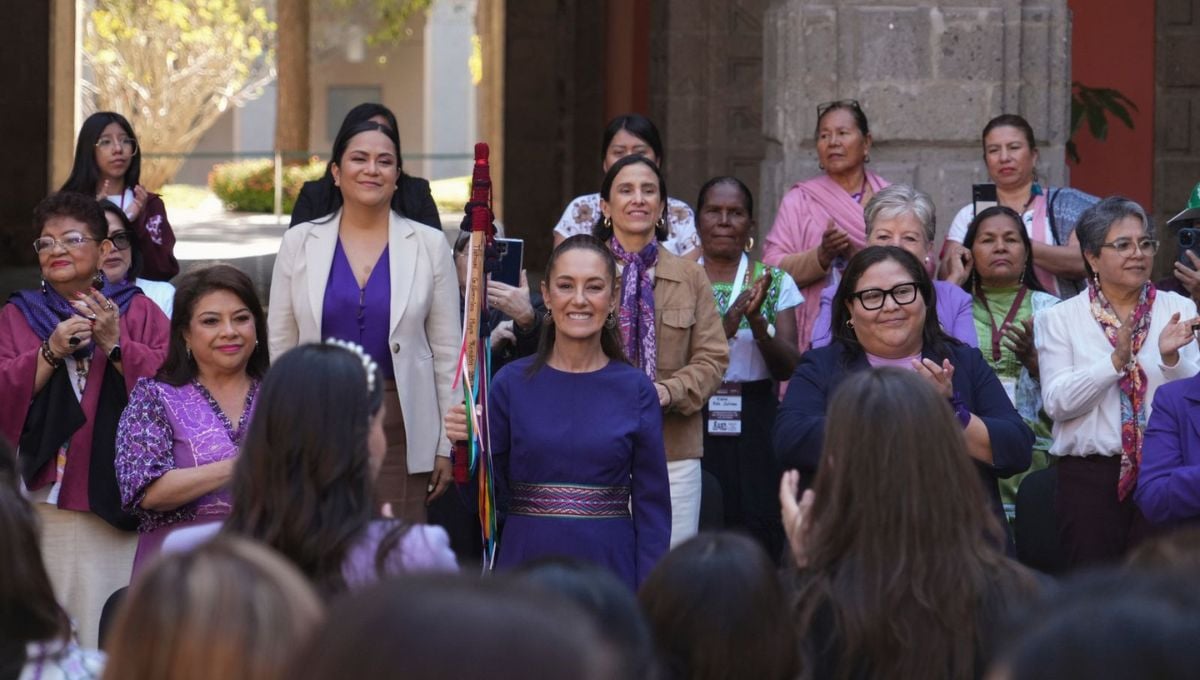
156;265;269;386
696;176;754;220
639;532;799;680
982;113;1038;152
602;113;665;163
962;205;1045;293
816;100;870;138
830;245;955;361
98;199;144;281
513;558;658;679
592;155;669;243
59;111;141;194
531;235;627;375
287;575;614;680
33;191;108;240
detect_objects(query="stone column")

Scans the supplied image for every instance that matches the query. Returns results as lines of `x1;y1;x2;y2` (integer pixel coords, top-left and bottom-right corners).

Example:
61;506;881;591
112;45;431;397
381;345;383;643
760;0;1072;244
1154;0;1200;244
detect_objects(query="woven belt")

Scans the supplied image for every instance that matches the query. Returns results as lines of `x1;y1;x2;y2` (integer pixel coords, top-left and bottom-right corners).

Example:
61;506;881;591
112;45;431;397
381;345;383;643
509;482;631;519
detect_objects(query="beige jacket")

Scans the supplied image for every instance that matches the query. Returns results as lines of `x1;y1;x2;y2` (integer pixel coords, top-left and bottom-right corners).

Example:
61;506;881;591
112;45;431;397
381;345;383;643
267;210;461;473
653;250;730;461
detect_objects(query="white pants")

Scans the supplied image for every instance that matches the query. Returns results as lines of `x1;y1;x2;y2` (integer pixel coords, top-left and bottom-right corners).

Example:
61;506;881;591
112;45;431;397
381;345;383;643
667;459;702;548
37;504;136;648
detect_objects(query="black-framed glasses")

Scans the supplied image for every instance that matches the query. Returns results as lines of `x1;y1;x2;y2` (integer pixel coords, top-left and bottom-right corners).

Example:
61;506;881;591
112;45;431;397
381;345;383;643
816;99;863;119
108;231;132;251
95;136;139;156
1100;237;1158;258
32;234;100;254
851;282;919;311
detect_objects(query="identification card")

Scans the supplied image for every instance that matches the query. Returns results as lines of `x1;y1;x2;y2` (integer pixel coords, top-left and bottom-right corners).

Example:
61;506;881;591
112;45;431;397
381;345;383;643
707;383;742;437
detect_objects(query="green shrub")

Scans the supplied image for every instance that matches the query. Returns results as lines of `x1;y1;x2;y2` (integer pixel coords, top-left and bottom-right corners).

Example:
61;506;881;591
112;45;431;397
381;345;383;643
207;157;326;213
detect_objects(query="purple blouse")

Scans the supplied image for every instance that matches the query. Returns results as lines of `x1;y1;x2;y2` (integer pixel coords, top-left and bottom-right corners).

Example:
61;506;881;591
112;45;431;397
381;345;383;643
116;378;259;533
341;520;459;588
322;240;395;380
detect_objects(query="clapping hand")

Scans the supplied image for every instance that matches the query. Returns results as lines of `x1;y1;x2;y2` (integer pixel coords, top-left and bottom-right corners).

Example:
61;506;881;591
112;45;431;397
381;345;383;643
779;470;815;567
817;220;852;270
1003;319;1039;378
1158;312;1198;368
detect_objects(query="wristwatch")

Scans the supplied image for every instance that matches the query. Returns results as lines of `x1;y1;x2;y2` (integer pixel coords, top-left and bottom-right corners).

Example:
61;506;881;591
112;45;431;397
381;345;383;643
107;344;123;362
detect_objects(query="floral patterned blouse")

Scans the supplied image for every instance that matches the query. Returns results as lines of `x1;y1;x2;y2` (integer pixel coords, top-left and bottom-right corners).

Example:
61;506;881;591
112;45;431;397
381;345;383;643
553;193;699;256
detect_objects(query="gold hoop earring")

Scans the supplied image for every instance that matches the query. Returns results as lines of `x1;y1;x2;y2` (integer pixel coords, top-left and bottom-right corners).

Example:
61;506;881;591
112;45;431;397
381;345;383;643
845;319;854;329
604;216;613;231
744;236;755;253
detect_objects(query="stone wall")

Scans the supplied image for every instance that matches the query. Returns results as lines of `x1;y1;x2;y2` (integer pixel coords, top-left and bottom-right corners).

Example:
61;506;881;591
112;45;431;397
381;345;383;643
650;0;767;215
760;0;1072;245
1154;0;1200;252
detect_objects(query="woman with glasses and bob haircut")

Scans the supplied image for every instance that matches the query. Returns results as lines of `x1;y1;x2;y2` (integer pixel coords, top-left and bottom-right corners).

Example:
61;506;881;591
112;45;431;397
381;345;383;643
773;246;1033;543
762;99;892;351
0;192;169;646
60;111;178;281
1035;196;1200;568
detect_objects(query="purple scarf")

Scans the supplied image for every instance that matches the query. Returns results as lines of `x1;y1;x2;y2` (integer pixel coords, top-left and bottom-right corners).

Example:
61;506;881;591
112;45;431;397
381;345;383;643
8;275;140;358
610;237;658;379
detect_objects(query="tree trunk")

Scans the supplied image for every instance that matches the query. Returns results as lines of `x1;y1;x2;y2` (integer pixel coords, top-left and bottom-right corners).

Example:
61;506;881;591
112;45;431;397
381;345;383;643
275;0;311;162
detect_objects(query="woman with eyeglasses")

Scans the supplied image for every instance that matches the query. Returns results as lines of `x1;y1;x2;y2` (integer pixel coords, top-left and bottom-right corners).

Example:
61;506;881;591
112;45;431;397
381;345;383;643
99;200;176;317
941;114;1097;298
60;112;178;281
762;100;891;351
0;192;169;646
1035;197;1200;567
773;246;1033;545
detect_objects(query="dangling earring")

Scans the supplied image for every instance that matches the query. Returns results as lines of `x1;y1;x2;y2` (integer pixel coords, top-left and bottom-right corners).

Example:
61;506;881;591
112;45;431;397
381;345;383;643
93;272;104;288
186;345;193;361
865;153;871;164
605;312;617;329
1092;271;1101;288
544;309;554;324
744;237;756;253
603;216;613;231
40;278;48;295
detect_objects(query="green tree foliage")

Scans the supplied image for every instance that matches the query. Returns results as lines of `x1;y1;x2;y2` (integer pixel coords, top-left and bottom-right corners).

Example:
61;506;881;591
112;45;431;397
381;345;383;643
1068;82;1138;164
84;0;276;189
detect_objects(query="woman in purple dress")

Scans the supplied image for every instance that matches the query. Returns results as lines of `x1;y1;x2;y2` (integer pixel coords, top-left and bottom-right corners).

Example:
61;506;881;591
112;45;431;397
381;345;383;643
116;265;268;577
446;235;672;589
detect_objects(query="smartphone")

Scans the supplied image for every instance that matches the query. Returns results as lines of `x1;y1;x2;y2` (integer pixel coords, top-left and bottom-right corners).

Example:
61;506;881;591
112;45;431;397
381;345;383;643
973;183;998;216
492;238;524;287
1178;228;1200;267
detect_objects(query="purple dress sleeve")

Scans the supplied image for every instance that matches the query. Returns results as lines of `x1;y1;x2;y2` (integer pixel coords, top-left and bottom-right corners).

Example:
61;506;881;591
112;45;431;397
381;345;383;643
810;283;836;349
633;377;671;586
1135;381;1200;525
116;378;175;522
935;281;980;347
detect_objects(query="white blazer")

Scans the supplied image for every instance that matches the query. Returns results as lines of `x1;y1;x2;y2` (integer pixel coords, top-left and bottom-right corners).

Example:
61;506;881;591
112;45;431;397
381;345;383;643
268;210;461;473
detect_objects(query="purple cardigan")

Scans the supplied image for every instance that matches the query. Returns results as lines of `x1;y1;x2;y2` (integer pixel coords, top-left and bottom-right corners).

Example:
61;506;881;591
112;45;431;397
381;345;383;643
1135;375;1200;525
810;279;979;349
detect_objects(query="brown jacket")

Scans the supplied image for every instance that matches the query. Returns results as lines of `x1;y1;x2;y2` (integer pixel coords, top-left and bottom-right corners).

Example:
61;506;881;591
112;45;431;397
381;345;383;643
653;250;729;461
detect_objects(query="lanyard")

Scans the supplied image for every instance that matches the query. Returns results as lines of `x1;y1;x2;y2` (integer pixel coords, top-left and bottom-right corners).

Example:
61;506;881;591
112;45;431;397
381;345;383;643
979;287;1028;363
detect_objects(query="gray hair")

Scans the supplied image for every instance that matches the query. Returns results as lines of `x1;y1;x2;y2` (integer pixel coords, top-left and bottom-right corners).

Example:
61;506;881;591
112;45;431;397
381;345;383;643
863;184;936;243
1075;196;1153;275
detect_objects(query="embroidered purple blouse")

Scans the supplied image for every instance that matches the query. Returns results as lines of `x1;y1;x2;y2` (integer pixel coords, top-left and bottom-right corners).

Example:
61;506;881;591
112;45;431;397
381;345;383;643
116;378;259;533
322;240;395;379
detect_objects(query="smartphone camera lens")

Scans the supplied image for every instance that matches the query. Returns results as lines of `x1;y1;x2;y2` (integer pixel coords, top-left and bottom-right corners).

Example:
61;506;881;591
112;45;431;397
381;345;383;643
1181;229;1197;249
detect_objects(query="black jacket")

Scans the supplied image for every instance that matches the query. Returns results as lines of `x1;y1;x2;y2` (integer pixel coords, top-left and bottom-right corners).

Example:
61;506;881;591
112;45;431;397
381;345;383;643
289;173;442;230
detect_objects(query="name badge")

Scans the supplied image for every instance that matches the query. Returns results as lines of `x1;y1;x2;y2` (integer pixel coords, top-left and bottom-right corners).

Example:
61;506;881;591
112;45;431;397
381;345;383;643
707;383;742;437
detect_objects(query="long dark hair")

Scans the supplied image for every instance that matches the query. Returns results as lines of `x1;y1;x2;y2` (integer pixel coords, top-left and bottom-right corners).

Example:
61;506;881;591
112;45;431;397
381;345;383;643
156;265;269;386
530;235;627;375
961;205;1045;295
602;113;665;163
830;246;955;361
640;532;799;680
0;437;70;679
592;155;669;243
223;343;395;597
60;111;141;194
99;199;144;282
314;110;406;224
792;369;1033;680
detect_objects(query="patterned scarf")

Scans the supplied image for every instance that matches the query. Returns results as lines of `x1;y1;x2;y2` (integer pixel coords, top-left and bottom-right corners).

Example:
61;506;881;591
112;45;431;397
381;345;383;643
610;237;658;379
8;274;140;359
1088;279;1155;501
